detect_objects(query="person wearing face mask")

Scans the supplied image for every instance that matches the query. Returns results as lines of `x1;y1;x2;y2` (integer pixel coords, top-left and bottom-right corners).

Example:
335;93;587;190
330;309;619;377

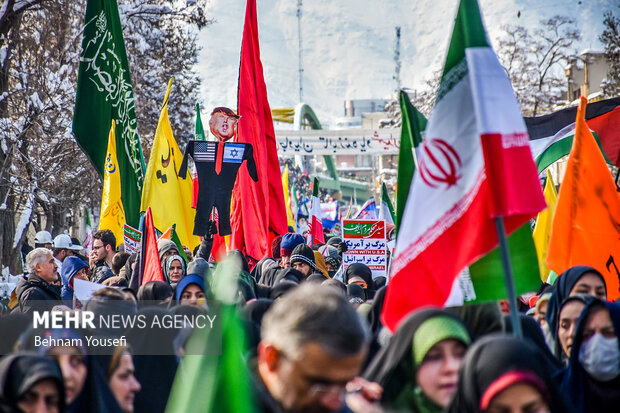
558;299;620;413
545;266;607;350
446;335;573;413
364;309;471;412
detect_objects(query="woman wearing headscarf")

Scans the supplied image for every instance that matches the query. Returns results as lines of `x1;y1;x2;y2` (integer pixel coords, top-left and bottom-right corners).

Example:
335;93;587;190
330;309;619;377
557;299;620;413
546;266;607;349
94;346;141;413
17;328;123;413
125;308;178;413
364;287;390;367
162;254;186;286
446;335;573;413
364;308;471;412
344;263;375;300
136;281;174;307
0;353;65;413
175;274;207;309
554;295;591;364
503;314;563;371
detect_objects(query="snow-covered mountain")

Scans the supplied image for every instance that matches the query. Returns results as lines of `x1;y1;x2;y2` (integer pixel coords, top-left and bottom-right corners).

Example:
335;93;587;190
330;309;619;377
196;0;614;127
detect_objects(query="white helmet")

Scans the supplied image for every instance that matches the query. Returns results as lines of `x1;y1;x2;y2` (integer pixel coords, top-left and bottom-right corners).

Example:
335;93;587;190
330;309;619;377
53;234;83;251
34;230;53;245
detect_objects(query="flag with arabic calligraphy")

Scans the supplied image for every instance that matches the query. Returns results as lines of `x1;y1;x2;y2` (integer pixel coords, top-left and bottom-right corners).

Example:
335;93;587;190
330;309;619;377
73;0;145;228
383;0;545;332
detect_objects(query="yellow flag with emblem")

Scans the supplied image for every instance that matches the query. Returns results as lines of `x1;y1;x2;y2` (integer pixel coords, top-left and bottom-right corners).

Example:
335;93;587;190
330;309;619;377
99;120;126;242
141;79;199;249
281;164;296;228
532;169;557;282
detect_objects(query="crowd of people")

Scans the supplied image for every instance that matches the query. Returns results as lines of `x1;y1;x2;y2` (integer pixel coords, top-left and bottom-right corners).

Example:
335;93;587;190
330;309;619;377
0;224;619;413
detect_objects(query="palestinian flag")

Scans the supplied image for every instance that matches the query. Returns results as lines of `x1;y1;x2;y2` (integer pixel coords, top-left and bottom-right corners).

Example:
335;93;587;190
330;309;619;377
526;97;620;172
382;0;544;331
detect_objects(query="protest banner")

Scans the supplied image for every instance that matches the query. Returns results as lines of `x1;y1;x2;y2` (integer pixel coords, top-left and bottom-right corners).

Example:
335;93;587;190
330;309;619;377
123;223;142;254
342;219;387;279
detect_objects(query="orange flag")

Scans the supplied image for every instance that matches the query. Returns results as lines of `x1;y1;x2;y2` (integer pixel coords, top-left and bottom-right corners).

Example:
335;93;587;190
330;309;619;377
158;226;172;241
547;96;620;301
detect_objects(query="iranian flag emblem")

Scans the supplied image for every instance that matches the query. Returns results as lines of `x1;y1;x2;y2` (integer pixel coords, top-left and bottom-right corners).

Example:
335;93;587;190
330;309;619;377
382;0;545;332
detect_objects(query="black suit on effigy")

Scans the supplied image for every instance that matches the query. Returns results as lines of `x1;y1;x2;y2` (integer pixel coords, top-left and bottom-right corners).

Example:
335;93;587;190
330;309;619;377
179;140;258;236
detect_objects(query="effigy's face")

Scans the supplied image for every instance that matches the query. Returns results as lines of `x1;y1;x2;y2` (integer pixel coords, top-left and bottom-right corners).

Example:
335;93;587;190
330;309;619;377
210;113;237;141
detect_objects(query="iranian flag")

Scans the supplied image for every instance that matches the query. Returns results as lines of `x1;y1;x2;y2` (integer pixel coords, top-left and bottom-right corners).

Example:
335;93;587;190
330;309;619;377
383;0;545;332
379;182;395;225
308;177;325;244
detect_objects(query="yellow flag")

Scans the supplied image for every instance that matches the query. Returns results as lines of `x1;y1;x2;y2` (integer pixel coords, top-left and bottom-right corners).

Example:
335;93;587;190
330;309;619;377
282;164;296;228
100;120;126;242
532;169;557;282
141;79;200;249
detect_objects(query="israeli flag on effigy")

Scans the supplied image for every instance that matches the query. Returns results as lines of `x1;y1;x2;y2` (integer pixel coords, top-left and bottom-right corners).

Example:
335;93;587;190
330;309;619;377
223;143;246;163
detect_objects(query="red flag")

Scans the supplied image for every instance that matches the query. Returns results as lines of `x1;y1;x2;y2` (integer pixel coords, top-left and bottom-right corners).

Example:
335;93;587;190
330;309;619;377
139;207;164;285
210;209;228;262
230;0;287;260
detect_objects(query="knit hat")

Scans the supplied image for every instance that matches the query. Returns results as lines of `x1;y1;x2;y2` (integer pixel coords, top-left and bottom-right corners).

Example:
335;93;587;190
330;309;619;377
280;233;305;257
157;239;178;261
326;236;342;246
319;245;341;269
271;235;283;259
290;244;316;270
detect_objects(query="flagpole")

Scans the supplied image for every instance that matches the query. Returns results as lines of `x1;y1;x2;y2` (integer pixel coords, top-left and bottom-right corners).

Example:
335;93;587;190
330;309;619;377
494;217;523;338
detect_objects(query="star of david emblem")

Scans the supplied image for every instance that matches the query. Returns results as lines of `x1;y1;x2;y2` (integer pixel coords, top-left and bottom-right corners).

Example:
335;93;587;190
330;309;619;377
230;148;239;158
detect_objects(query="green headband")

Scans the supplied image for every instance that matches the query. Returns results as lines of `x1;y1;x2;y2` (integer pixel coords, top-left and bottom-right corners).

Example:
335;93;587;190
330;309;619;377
413;315;471;366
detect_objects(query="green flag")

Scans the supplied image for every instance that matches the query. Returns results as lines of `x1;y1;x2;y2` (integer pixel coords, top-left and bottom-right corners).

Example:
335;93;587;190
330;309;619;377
463;224;541;304
165;256;257;413
170;224;189;263
379;182;395;225
195;103;207;141
396;91;427;233
73;0;145;228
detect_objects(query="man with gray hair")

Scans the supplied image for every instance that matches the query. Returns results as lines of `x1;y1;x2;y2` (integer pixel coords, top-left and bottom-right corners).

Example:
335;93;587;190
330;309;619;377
255;283;369;413
15;247;61;313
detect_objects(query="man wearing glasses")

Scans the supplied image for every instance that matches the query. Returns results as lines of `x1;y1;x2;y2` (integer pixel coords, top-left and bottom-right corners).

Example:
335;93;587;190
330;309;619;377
89;229;116;272
255;284;371;413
